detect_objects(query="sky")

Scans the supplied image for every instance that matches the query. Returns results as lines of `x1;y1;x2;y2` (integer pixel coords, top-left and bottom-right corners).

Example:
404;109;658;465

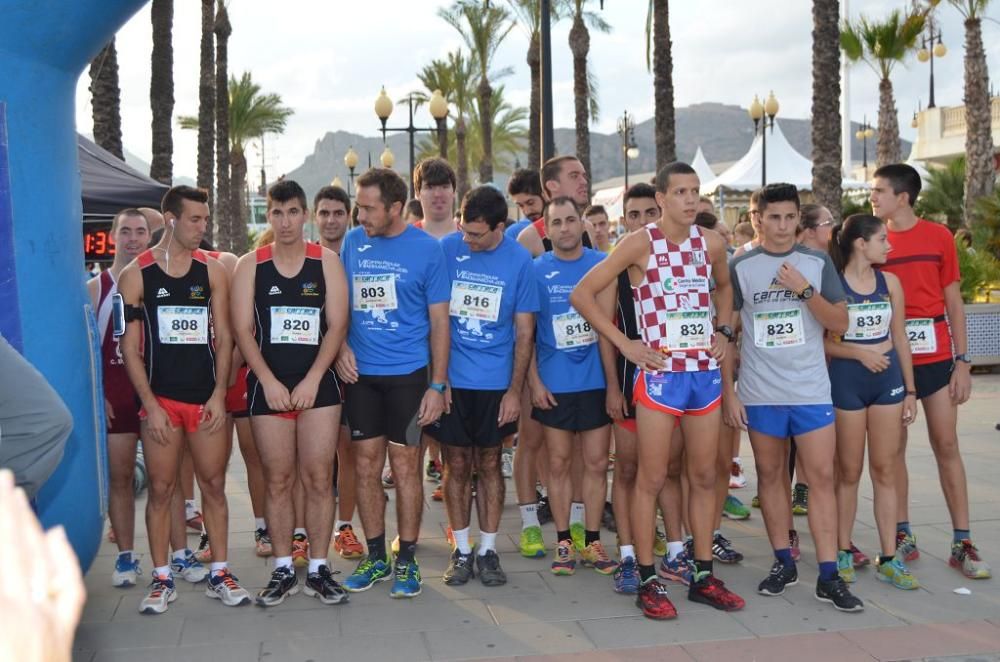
74;0;1000;180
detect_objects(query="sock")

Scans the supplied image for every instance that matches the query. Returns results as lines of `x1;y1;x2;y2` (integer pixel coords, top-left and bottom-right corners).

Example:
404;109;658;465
557;529;571;544
396;539;417;564
570;502;585;525
620;544;635;561
478;531;497;555
713;529;722;538
172;548;190;563
210;561;226;574
878;554;895;566
818;560;838;582
638;564;656;583
953;528;971;544
520;503;540;529
584;529;600;546
185;499;196;517
335;520;351;532
667;541;684;561
274;556;293;570
774;548;794;568
452;527;472;554
293;527;307;538
117;550;133;561
693;558;713;578
254;518;267;531
367;534;387;561
308;558;327;573
153;565;172;579
896;521;912;536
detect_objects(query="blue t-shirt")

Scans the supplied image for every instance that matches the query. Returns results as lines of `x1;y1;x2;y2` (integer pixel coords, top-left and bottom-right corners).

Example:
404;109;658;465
533;248;606;393
341;225;450;375
505;217;533;242
440;233;539;390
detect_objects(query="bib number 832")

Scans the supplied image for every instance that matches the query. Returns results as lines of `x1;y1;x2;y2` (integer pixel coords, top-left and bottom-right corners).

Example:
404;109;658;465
680;323;705;336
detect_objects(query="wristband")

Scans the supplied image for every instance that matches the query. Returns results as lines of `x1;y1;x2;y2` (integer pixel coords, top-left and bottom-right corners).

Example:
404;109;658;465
905;390;916;396
429;382;447;394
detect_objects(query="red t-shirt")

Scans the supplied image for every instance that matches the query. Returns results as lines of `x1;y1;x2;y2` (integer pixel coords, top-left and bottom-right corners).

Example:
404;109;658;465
532;218;547;239
879;218;960;365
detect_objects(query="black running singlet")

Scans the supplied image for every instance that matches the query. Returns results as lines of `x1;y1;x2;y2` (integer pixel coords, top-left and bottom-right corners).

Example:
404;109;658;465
138;249;216;403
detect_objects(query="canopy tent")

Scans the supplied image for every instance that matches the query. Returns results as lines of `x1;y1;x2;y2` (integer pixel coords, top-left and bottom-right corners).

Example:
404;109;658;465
691;146;716;185
591;185;625;220
79;133;169;217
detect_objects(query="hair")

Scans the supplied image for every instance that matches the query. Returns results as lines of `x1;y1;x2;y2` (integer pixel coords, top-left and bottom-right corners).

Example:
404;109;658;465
829;213;885;272
405;199;424;220
356;168;408;212
461;185;508;231
583;204;608;220
654;161;697;193
413;157;456;193
749;189;761;206
798;203;826;232
756;182;800;212
954;227;973;248
873;163;922;207
507;168;543;197
623;182;657;209
267;179;308;211
694;211;718;230
314;185;351;215
110;207;147;235
541;155;581;194
256;227;275;248
543;196;580;224
733;221;755;241
161;185;208;219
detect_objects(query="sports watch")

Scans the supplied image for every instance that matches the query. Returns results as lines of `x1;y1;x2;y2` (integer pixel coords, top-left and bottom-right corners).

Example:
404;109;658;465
429;382;447;394
716;325;735;342
797;285;815;301
955;353;972;364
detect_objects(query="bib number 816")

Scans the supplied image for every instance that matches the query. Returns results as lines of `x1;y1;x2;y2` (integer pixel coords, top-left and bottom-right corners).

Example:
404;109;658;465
463;295;490;308
171;319;198;331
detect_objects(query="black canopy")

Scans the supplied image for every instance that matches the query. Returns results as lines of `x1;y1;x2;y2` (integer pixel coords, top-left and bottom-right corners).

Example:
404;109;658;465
79;134;169;216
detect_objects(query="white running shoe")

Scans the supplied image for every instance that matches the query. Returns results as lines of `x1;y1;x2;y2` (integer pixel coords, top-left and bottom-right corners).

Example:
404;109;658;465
139;574;176;614
112;553;141;588
729;458;747;489
205;569;252;606
171;552;209;583
501;448;514;478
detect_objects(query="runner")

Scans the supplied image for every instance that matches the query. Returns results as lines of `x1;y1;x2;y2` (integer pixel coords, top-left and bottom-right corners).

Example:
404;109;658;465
429;185;539;587
723;182;864;612
518;155;593;257
335;168;450;599
573;162;744;619
505;168;545;242
825;213;919;589
584;205;613;253
733;190;762;257
872;163;991;579
117;185;250;614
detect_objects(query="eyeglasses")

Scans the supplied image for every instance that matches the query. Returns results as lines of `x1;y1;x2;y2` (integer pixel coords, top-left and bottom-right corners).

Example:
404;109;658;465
817;221;833;228
460;226;491;241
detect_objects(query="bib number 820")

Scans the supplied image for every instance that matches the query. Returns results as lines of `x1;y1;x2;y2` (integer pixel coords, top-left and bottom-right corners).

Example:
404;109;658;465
283;319;310;331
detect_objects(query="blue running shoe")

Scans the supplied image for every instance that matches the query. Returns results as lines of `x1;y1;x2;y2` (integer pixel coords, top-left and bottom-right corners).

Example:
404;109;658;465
112;553;141;588
390;559;422;598
343;554;393;592
171;551;208;583
658;551;694;585
614;556;640;594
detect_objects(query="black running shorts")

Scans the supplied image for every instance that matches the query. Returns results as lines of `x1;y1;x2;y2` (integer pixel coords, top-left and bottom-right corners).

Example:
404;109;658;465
425;388;516;448
532;389;611;432
344;367;427;445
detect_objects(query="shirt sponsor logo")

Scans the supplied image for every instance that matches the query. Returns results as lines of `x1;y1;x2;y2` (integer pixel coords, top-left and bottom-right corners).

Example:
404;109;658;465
662;276;708;293
156;287;170;298
890;386;904;396
455;256;471;262
269;285;282;295
689;251;706;266
357;245;372;253
189;285;206;301
301;282;320;296
544;271;560;280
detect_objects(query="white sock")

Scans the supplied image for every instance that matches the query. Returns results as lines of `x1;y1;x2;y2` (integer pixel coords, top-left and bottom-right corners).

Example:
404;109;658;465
293;528;308;538
210;561;227;573
254;518;266;531
308;558;327;573
620;544;635;561
667;541;684;561
185;500;197;517
520;503;540;529
478;531;497;555
274;556;293;570
570;502;585;525
452;527;472;554
117;549;134;560
153;565;172;579
172;548;190;563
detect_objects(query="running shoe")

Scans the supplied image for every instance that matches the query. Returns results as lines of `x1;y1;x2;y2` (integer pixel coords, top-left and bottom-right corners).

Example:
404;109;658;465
875;555;919;590
171;551;208;583
607;451;615;471
519;525;546;558
791;483;809;516
390;559;422;598
684;537;694;559
256;565;298;607
551;539;576;576
426;459;442;482
443;548;475;585
658;551;694;586
896;530;919;561
186;509;204;533
751;494;761;508
206;569;251;606
334;524;364;560
614;556;640;594
139;573;176;614
570;522;586;553
636;577;677;620
304;565;349;604
343;553;393;592
501;448;514;478
291;533;309;568
729;458;747;489
689;572;745;611
194;532;212;563
112;553;141;588
580;540;619;575
815;576;864;612
722;494;751;520
837;549;856;583
254;528;273;558
758;560;798;596
431;483;444;501
536;494;553;525
849;542;870;568
476;550;507;586
712;532;744;564
950;540;992;579
382;468;395;488
602;501;617;532
789;529;801;562
653;526;667;557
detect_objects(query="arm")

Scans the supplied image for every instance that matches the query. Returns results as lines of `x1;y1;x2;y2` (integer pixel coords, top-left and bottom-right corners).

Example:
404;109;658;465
886;273;917;424
416;301;450;425
943;281;971;404
498;312;535;425
517;224;545;258
527;346;557;409
775;261;849;334
86;276;100;309
203;259;233;431
595;282;626;420
721;260;746;430
706;231;733;362
823;335;890;371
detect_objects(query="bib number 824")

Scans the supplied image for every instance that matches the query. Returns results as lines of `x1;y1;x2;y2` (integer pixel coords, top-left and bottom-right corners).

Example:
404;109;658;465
908;329;927;343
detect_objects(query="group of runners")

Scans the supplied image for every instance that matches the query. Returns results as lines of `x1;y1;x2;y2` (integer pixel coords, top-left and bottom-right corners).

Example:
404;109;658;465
92;153;990;620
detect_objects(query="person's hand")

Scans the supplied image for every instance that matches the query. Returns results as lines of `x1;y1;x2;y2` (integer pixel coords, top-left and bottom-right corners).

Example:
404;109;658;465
856;348;890;373
606;387;627;421
902;394;918;426
200;392;227;433
530;379;557;410
417;388;445;426
776;262;809;294
620;339;666;373
498;389;521;426
262;378;293;412
104;397;115;428
334;345;359;384
0;469;85;662
290;374;320;410
143;402;174;446
710;332;728;362
723;390;747;431
949;362;972;405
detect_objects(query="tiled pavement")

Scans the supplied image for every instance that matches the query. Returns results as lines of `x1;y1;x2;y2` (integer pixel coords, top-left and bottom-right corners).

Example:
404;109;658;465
75;373;1000;661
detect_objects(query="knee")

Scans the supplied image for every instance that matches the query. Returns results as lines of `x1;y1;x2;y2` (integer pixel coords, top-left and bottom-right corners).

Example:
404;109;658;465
636;468;666;495
807;464;835;491
147;476;176;504
109;463;135;490
548;454;570;478
930;435;961;461
444;454;472;481
615;460;637;486
265;469;295;494
687;466;715;491
199;473;227;499
302;467;333;494
868;460;895;487
584;453;608;475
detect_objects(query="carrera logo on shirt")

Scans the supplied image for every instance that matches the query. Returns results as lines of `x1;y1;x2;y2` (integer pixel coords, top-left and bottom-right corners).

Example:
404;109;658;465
544;271;560;279
751;277;798;305
301;282;320;296
156;287;170;298
357;245;372;253
269;286;282;295
456;256;471;262
189;285;205;301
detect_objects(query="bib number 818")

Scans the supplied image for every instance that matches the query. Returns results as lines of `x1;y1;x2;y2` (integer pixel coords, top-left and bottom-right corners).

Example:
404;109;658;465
565;321;591;335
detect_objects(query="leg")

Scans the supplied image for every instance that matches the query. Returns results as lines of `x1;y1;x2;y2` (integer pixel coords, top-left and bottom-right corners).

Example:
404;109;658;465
187;425;233;564
336;425;357;522
387;442;423;541
748;432;793;552
921;388;970;531
169;479;188;554
896;426;910;523
866;404;904;556
661;427;685;543
544;427;575;534
789;424;838;564
234;417;266;521
107;433;139;553
475;446;505;535
611;424;637;548
514;389;545;505
296;406;341;564
352;437;388;540
634;405;677;567
252;416;298;557
140;424;186;569
441;445;474;531
579;425;611;532
181;448;196;513
679;411;721;563
833;408;868;551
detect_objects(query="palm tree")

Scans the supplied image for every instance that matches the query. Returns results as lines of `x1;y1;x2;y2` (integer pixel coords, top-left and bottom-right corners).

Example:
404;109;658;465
811;0;843;220
439;1;515;185
569;0;610;192
214;1;232;250
197;0;215;236
149;0;174;185
647;0;676;170
841;8;925;166
89;39;124;160
914;156;966;230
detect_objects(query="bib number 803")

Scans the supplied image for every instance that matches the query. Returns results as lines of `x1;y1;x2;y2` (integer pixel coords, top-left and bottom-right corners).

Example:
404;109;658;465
360;286;386;299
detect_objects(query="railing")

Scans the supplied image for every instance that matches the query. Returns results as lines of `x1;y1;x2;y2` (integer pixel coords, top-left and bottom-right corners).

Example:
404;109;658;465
941;97;1000;137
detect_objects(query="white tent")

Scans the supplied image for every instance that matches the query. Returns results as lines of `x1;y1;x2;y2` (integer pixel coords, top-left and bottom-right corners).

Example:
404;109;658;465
691;146;716;185
591;186;625;220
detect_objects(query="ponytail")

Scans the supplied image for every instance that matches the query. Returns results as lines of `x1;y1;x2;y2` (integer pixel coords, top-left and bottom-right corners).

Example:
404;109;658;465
830;214;885;273
829;222;847;272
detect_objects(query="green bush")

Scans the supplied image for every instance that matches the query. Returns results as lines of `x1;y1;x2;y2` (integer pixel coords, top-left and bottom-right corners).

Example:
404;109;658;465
957;232;1000;303
915;157;965;231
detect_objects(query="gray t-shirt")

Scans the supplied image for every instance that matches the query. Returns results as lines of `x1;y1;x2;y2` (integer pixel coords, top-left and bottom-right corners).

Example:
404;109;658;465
730;245;845;406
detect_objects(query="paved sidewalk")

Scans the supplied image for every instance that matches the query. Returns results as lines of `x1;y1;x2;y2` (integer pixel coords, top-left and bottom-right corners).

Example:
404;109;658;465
74;373;1000;662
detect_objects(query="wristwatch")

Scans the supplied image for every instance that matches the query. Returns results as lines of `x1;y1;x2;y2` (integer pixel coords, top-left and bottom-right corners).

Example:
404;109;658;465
797;285;815;300
955;353;973;364
716;325;735;342
429;382;447;394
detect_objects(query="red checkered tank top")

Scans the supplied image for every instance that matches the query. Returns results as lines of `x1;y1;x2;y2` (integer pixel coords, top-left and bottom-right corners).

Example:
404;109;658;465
631;223;716;373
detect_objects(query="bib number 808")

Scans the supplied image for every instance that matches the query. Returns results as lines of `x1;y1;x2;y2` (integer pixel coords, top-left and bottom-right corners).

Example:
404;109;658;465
171;319;199;331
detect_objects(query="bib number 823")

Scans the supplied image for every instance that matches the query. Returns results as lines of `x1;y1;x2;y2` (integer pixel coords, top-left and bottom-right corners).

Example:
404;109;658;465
767;323;795;336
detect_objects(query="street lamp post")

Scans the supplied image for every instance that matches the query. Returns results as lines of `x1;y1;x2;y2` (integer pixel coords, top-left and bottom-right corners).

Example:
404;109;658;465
539;0;555;164
373;87;449;196
617;110;639;191
917;20;946;109
749;91;780;189
855;116;875;179
343;147;359;197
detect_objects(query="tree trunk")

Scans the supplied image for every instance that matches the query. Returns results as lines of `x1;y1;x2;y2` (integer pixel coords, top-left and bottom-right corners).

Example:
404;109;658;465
527;30;541;171
214;1;232;251
149;0;174;185
230;147;249;253
89;39;124;160
478;76;494;184
961;17;995;226
653;0;676;171
876;77;901;167
810;0;842;220
197;0;215;240
569;12;591;193
456;114;469;201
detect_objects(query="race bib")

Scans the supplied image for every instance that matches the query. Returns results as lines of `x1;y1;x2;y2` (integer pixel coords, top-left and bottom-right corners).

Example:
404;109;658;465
270;306;320;345
352;274;397;312
753;308;805;348
158;306;208;344
844;302;891;341
663;310;713;350
906;318;937;354
553;311;596;350
449;281;502;323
